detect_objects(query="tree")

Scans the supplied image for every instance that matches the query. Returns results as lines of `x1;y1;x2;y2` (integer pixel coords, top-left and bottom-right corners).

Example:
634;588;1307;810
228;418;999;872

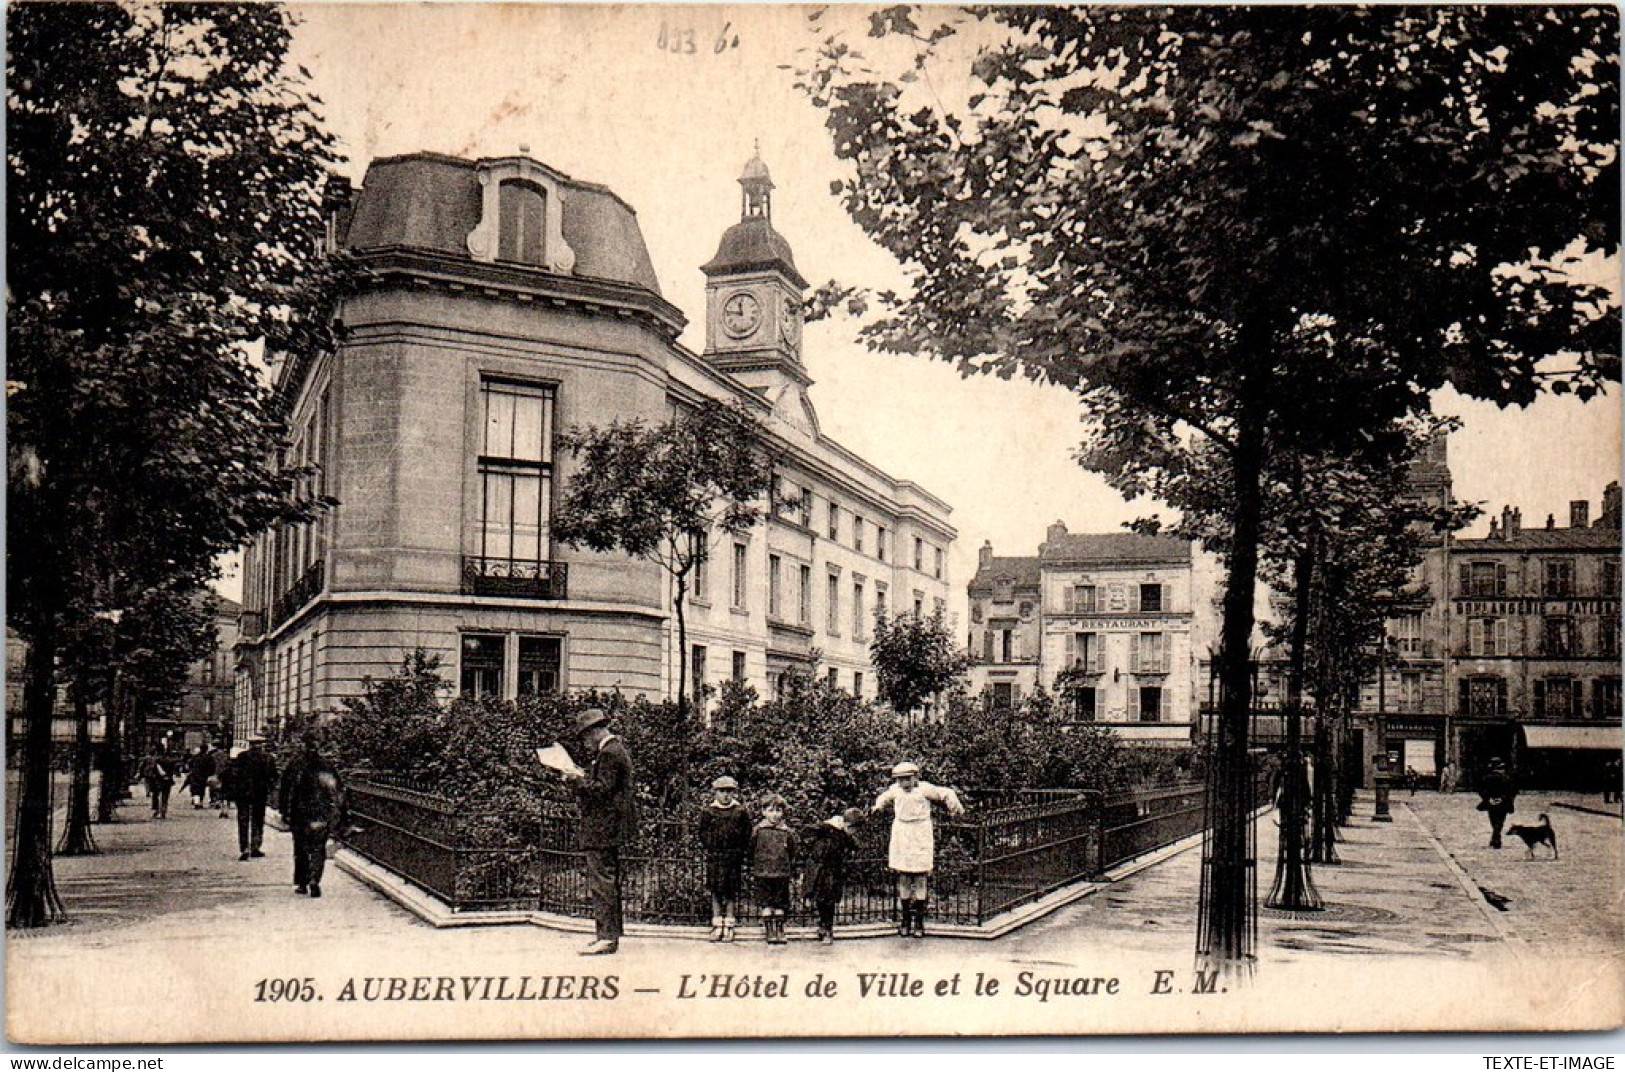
797;6;1618;971
552;399;780;717
869;609;972;717
6;3;336;926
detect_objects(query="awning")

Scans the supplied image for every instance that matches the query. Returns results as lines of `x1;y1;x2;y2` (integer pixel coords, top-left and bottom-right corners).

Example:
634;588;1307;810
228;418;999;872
1521;725;1622;751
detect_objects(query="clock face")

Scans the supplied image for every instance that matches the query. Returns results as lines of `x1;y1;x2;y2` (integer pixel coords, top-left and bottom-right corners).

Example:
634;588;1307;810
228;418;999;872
721;292;762;339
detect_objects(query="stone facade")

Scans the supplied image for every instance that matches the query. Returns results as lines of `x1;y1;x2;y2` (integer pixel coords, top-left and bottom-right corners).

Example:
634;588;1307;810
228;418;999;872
234;151;954;732
1358;448;1621;789
968;523;1199;747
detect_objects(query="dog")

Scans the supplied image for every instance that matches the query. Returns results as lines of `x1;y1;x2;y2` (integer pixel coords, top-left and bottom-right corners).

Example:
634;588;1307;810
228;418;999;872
1506;813;1558;859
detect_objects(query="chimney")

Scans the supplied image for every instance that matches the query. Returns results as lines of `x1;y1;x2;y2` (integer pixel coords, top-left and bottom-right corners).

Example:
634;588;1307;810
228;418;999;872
1488;517;1500;539
978;540;994;568
1512;508;1522;535
1570;500;1590;529
1545;513;1555;530
1603;482;1622;527
1501;506;1517;536
1046;520;1069;546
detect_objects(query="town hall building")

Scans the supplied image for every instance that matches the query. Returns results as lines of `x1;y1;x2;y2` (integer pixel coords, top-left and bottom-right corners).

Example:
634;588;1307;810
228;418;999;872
233;151;955;734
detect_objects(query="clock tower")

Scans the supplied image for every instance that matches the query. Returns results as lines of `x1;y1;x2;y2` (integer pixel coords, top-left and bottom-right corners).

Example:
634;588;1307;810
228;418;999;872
701;149;810;392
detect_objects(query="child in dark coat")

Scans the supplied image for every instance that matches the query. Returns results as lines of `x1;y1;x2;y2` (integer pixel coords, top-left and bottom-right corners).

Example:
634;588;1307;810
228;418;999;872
696;775;751;942
804;807;865;944
750;794;795;944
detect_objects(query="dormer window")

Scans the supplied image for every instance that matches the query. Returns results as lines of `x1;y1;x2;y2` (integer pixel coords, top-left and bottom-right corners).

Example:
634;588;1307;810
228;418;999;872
466;158;575;274
499;180;546;264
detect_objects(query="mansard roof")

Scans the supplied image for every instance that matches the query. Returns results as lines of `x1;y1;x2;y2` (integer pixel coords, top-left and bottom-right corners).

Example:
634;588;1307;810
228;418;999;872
1040;532;1192;566
342;152;664;294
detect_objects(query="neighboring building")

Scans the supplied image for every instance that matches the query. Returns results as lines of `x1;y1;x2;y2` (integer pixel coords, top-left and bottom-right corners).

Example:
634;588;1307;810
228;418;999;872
968;522;1198;747
168;596;239;751
6;592;237;752
234;150;955;730
1360;455;1622;788
1352;436;1457;784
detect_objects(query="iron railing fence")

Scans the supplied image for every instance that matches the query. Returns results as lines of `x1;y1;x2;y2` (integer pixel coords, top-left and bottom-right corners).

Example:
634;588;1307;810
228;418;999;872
344;772;1273;928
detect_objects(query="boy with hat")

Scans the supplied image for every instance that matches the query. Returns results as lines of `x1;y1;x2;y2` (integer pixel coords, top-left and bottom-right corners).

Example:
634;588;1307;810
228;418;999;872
803;806;865;944
561;708;635;955
696;775;751;941
873;762;964;937
750;794;795;944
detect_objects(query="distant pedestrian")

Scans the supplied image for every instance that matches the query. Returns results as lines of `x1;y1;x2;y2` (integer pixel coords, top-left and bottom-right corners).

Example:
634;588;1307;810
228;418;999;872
872;761;964;938
561;708;635;956
1476;757;1518;849
696;775;750;942
227;734;279;861
1604;757;1621;806
750;794;795;945
209;744;232;816
278;735;346;898
139;747;175;819
804;807;864;944
184;746;215;810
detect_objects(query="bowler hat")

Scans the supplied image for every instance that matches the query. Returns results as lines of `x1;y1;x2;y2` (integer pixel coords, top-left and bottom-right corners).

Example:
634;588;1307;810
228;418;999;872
712;775;739;790
573;708;609;734
891;761;921;778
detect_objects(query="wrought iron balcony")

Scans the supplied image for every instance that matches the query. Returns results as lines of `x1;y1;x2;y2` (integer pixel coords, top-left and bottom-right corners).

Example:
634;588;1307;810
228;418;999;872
462;556;568;600
268;560;325;630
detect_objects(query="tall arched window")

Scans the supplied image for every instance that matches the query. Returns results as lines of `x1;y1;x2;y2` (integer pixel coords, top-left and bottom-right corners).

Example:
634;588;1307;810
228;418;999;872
498;180;546;265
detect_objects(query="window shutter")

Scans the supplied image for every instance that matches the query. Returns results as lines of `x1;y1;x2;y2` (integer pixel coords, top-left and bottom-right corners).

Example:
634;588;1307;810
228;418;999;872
1533;678;1546;718
1458;678;1469;715
1493;619;1508;657
1127;685;1140;721
1129;585;1140;612
1458;563;1471;594
1090;634;1103;673
1468;618;1485;656
1065;632;1077;668
1130;632;1141;673
1012;683;1023;705
983;631;994;663
1496;564;1507;595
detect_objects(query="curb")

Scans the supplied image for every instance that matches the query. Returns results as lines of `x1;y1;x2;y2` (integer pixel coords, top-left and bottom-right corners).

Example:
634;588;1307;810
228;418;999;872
333;825;1221;942
1397;801;1525;958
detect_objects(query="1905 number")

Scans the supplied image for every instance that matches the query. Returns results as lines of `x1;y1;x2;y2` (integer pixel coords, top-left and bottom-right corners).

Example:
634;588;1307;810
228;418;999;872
254;977;319;1002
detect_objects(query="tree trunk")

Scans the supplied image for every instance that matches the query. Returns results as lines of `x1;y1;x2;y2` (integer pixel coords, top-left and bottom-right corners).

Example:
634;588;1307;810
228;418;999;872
8;612;66;927
1267;545;1321;909
1309;710;1341;863
56;672;99;855
1196;408;1265;975
673;561;690;721
95;675;123;824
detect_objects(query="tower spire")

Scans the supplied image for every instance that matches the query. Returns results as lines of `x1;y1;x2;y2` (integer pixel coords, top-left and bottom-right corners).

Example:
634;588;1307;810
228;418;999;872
739;145;774;220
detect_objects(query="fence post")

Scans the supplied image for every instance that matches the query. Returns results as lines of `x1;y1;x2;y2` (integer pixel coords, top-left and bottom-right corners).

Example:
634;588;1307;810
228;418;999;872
975;820;987;925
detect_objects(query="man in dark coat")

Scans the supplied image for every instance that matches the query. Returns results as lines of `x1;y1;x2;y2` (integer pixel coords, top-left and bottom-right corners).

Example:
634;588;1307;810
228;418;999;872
1477;757;1518;849
562;708;635;955
228;734;280;861
278;735;346;898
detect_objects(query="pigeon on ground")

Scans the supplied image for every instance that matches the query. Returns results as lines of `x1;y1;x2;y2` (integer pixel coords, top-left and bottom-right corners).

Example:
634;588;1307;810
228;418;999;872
1478;885;1511;912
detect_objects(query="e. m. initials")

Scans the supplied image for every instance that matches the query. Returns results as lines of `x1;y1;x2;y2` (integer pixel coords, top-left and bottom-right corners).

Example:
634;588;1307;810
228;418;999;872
1150;969;1223;995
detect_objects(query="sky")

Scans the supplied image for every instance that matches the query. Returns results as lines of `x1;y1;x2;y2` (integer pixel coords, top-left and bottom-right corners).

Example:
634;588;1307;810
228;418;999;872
217;3;1623;603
